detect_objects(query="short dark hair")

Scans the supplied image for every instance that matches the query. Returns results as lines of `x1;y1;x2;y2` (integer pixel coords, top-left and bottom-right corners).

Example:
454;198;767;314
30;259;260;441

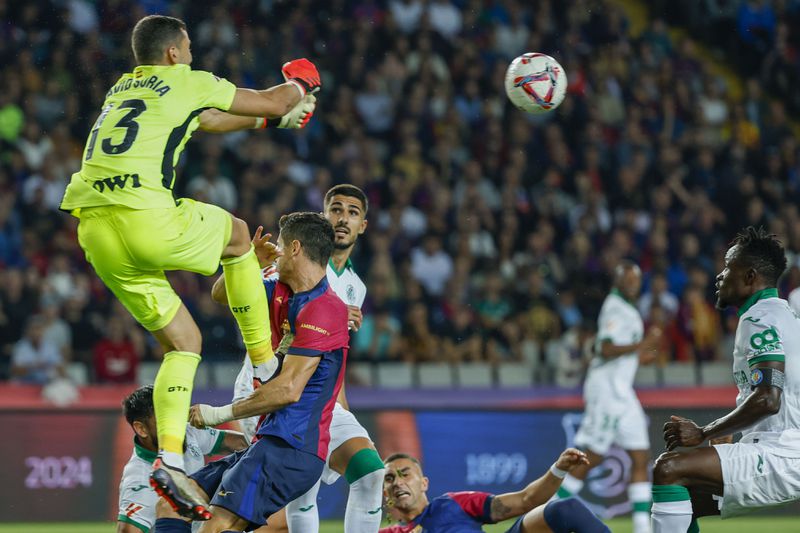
123;385;154;426
279;212;335;267
732;226;787;286
131;15;187;64
384;452;422;467
325;184;368;214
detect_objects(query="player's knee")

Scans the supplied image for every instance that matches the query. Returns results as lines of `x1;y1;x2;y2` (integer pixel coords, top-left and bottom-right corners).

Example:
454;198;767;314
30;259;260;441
653;452;682;485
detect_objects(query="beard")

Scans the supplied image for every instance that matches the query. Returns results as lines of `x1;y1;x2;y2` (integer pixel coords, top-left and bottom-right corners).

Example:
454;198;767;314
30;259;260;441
334;240;353;250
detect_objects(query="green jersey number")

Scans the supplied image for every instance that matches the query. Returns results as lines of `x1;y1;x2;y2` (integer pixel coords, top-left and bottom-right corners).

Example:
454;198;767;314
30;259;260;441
85;99;147;161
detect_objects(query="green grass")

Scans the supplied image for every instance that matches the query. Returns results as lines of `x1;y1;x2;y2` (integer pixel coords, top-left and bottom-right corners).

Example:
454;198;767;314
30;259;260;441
0;517;797;532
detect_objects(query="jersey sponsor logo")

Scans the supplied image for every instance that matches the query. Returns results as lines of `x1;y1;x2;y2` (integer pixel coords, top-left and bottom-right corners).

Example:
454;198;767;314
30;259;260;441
749;327;781;355
91;174;141;193
300;322;328;335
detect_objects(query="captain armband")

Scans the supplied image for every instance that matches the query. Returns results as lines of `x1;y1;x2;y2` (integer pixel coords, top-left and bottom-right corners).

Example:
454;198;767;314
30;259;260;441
749;367;785;391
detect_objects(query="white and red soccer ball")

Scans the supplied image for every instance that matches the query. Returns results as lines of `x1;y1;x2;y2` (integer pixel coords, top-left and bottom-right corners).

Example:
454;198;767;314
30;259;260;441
504;53;567;114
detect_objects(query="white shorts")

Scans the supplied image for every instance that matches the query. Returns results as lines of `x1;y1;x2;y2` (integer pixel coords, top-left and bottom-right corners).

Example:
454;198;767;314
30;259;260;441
574;397;650;455
714;441;800;518
321;403;372;485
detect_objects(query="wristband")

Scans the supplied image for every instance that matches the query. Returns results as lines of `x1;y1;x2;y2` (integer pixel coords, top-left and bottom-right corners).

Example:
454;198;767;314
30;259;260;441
199;404;234;426
550;463;568;479
253;117;267;129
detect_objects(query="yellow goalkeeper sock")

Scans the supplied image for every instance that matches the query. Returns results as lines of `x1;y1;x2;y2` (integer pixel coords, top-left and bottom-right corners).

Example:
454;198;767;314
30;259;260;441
221;245;274;365
153;351;201;460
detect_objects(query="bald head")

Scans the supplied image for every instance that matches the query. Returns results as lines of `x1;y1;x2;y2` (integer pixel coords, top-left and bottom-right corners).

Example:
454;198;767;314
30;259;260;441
614;260;642;301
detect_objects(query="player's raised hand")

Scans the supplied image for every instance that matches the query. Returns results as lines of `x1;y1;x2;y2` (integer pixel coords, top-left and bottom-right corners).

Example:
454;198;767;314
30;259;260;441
554;448;589;471
347;305;363;331
282;58;321;95
664;415;705;450
189;404;207;428
251;226;282;268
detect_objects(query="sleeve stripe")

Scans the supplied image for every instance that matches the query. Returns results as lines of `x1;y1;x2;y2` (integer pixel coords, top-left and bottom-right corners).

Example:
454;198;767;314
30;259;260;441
748;354;785;366
209;430;226;455
117;515;150;533
287;347;324;357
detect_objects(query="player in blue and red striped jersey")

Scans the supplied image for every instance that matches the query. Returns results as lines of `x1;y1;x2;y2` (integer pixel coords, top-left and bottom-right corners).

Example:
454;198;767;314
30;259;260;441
153;212;349;533
380;450;609;533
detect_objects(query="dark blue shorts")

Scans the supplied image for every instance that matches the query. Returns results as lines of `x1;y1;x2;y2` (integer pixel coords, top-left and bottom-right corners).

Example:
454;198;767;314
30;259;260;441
190;435;323;528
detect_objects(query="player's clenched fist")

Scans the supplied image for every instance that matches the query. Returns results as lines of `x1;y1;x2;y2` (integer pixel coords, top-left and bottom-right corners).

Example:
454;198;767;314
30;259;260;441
554;448;590;471
282;58;321;96
664;415;705;450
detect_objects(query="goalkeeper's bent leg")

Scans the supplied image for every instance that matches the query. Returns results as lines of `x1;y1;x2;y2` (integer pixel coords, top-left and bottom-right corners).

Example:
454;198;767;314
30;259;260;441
153;351;201;470
221;245;274;366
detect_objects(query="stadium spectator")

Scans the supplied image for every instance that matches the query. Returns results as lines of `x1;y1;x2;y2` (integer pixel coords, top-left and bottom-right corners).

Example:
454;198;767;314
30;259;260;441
2;0;800;387
10;315;66;385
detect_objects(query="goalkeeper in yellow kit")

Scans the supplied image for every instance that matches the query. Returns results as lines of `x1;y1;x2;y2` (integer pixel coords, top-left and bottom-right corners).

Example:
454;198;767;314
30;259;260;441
59;15;320;520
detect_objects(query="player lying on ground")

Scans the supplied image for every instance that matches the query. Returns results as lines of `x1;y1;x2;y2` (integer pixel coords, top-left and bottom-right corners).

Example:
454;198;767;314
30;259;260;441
59;13;319;519
380;450;609;533
152;212;350;533
558;260;661;533
650;226;800;532
117;385;248;533
220;185;383;533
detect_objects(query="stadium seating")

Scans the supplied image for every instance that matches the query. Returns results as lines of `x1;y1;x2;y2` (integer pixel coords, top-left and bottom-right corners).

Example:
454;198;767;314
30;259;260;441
456;363;494;388
417;362;455;388
662;363;698;387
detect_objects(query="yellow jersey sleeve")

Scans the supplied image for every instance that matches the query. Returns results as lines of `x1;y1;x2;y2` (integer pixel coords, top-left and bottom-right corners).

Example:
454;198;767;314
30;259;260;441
187;70;237;111
60;65;237;212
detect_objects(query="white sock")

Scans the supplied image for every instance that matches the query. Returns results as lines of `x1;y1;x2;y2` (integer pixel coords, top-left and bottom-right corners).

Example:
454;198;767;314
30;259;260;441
345;468;386;533
629;481;652;533
651;500;692;533
159;451;185;471
286;478;321;533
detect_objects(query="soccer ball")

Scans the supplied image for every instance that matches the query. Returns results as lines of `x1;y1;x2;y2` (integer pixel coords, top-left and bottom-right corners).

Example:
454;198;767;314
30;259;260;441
504;53;567;114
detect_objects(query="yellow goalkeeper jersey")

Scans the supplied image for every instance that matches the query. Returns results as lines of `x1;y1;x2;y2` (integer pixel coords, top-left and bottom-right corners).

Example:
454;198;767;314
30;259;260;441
60;64;236;212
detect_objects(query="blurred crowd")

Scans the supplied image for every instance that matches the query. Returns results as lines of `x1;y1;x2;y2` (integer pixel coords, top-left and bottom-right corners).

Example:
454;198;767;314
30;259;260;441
2;0;800;388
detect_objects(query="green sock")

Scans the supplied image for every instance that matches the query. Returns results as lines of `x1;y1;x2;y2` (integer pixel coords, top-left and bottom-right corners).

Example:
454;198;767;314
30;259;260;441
153;351;201;455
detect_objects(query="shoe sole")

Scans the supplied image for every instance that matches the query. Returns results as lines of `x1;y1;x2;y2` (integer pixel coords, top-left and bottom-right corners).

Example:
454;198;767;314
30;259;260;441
150;471;212;521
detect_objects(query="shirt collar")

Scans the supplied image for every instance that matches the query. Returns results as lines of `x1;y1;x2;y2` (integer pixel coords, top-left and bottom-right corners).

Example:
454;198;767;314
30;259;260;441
133;437;157;464
328;257;353;277
737;287;779;317
610;288;637;308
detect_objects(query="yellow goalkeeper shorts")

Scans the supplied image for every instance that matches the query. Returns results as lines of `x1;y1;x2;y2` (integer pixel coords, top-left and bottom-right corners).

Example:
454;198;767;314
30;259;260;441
77;198;232;331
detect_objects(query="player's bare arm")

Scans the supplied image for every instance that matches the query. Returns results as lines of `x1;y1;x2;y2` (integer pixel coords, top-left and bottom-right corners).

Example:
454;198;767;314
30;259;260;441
212;226;282;305
199;95;316;132
600;327;661;361
489;448;589;522
116;522;144;533
664;360;784;450
227;58;321;118
189;354;321;427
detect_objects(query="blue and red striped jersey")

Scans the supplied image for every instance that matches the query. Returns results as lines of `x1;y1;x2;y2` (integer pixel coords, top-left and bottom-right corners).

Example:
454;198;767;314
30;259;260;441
379;491;495;532
256;276;350;459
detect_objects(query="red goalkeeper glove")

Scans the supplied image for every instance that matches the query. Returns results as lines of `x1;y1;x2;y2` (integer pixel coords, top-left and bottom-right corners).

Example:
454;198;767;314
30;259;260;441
282;58;321;96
